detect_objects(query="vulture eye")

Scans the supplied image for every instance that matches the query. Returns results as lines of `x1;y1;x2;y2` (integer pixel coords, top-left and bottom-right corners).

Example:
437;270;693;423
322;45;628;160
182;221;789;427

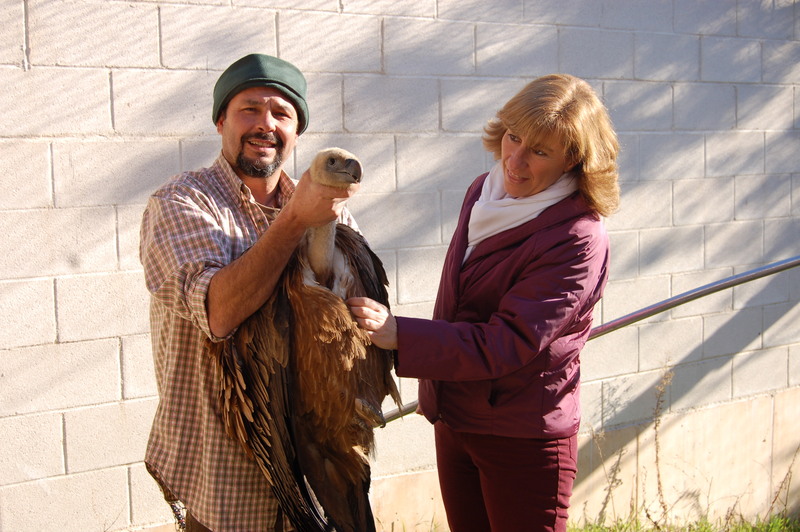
327;157;337;166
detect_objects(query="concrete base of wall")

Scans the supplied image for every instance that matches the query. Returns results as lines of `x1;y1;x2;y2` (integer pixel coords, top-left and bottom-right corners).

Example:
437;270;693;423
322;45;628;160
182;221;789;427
370;386;800;531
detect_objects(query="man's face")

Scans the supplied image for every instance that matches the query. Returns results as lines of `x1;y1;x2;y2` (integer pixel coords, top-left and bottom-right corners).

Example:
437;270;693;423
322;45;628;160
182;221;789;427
216;86;300;180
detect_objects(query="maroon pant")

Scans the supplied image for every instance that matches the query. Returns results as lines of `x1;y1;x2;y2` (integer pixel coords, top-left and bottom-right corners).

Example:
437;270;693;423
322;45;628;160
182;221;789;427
434;421;577;532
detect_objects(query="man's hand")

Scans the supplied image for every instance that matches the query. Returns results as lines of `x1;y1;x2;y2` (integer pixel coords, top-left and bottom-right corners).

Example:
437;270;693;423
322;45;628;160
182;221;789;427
281;170;359;229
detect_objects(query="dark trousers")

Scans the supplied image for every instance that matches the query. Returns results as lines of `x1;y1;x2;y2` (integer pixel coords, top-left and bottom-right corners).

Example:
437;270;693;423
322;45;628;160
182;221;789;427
434;421;577;532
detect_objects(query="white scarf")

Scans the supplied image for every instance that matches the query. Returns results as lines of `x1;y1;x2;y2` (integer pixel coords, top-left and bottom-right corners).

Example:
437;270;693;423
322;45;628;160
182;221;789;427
464;162;578;262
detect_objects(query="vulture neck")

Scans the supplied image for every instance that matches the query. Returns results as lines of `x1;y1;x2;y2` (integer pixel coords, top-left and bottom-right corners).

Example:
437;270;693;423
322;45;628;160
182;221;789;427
305;220;337;287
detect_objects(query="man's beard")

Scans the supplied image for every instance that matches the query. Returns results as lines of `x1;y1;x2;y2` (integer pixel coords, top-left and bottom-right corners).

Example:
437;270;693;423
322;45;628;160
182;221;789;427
236;132;284;178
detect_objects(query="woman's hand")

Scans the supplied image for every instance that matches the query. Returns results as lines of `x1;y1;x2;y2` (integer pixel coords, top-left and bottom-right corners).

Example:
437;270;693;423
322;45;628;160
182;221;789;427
346;297;398;350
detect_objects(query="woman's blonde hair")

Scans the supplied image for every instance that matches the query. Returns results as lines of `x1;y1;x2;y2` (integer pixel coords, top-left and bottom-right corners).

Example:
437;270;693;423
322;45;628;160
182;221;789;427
483;74;620;216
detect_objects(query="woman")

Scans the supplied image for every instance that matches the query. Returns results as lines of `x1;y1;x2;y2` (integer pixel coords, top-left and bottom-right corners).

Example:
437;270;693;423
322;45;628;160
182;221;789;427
348;74;619;532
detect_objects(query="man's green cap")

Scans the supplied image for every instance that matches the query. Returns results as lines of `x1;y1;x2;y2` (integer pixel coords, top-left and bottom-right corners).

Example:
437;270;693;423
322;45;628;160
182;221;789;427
212;54;309;134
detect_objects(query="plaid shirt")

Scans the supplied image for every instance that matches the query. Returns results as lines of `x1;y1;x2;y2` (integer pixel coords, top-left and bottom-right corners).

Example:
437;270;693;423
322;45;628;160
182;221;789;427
140;153;356;531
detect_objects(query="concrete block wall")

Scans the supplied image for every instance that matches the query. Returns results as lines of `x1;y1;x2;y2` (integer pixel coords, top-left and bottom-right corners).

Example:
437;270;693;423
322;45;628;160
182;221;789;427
0;1;797;530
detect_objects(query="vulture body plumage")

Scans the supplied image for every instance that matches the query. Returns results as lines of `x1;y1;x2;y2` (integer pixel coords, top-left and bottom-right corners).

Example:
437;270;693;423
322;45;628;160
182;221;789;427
207;148;401;532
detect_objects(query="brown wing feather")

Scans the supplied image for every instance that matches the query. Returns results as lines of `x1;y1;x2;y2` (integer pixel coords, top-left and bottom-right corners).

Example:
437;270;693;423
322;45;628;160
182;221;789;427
209;223;400;532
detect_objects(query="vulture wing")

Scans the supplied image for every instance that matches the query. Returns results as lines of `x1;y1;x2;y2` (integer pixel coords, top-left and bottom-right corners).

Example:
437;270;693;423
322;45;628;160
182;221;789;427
209;220;400;531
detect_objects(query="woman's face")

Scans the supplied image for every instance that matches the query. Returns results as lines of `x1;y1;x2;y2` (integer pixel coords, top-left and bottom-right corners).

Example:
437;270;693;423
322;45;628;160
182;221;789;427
500;129;575;198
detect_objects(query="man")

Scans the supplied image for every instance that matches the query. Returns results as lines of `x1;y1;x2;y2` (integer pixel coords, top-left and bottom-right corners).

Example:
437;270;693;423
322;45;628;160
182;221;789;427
140;54;359;531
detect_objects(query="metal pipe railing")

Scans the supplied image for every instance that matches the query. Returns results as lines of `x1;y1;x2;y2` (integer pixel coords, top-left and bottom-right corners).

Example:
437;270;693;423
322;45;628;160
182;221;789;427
384;254;800;424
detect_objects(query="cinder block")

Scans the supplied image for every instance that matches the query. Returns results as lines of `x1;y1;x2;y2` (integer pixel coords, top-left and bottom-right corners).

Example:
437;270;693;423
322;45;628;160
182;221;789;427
0;467;130;532
670;267;733;319
704;220;763;269
702;308;763;358
0;279;56;350
279;11;381;73
28;0;158;67
0;141;51;209
765;218;800;264
122;334;157;400
558;27;634;80
295;133;397;194
765;131;800;175
523;0;602;25
396;246;448;304
343;76;439;133
64;399;158;473
605;181;671;231
602;370;667;428
346;192;442;249
600;0;672;32
396;136;484;191
634;33;700;81
181;138;221;172
616;132;639;181
673;178;734;225
385;18;474;76
790;345;800;386
673;82;736;130
673;0;736;36
734;174;791;220
160;5;276;70
441;78;521;132
605;81;672;132
701;36;761;83
639;134;704;181
441;189;468;244
706;131;765;177
579;380;602;431
737;85;794;131
0;339;120;417
130;462;175;528
118;204;146;272
794;176;800;217
0;207;116;279
340;0;434;17
56;271;150;341
476;23;558;77
737;0;794;39
669;356;733;412
732;265;794;309
601;275;671;326
53;140;180;207
581;325;638;380
305;73;344;133
112;69;218;136
2;67;111;136
607;230;638;281
0;0;23;63
443;0;525;22
639;226;704;276
733;348;789;398
639;317;703;371
0;412;64;486
763;41;800;83
763;301;800;349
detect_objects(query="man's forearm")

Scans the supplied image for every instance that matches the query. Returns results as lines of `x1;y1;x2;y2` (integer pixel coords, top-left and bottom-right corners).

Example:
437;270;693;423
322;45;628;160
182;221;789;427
206;210;306;338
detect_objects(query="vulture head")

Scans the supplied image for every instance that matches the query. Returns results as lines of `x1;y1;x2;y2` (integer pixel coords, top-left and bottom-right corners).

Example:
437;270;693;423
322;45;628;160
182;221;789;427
304;148;364;292
309;147;362;188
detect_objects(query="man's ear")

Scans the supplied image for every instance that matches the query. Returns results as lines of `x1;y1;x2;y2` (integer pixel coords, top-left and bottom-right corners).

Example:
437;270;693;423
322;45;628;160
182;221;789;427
215;110;225;134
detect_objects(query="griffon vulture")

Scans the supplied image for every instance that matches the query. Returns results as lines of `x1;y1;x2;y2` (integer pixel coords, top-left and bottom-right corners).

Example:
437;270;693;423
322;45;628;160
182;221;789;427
207;147;401;532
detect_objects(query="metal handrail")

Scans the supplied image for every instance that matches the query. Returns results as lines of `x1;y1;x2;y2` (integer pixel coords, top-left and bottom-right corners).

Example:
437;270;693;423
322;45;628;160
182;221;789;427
384;254;800;423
